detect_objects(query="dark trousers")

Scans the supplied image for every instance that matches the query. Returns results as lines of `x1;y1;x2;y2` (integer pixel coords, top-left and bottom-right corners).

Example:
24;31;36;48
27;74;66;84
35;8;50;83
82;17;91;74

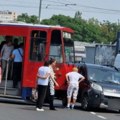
13;62;22;88
49;95;55;109
47;84;55;109
1;59;8;80
36;85;48;109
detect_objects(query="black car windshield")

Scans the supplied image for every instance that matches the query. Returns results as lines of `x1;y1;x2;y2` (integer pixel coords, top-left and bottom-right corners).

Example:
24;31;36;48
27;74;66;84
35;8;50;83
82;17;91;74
87;66;120;85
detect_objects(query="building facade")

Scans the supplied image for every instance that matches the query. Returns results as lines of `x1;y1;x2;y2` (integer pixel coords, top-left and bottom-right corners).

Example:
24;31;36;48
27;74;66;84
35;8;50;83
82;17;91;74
0;10;17;22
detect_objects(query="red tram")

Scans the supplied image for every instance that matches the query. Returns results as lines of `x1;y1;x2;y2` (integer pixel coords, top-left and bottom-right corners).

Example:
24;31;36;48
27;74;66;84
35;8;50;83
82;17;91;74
0;23;75;100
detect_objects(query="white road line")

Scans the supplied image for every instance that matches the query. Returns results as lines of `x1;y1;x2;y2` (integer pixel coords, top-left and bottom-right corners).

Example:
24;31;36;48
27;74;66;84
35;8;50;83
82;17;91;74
97;115;107;119
90;112;96;115
90;112;107;119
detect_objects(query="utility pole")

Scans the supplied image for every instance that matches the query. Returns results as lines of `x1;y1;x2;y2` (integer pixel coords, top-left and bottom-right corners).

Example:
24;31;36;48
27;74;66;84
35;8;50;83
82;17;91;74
38;0;42;23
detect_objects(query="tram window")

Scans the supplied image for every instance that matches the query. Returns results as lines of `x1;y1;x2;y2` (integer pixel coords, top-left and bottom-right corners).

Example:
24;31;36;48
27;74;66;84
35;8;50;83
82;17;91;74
64;38;74;63
30;30;47;61
49;30;63;63
0;36;24;51
50;45;62;63
65;46;74;63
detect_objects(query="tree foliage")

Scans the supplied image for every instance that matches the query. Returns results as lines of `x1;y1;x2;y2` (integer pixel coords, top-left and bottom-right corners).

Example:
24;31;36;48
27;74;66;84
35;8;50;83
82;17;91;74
17;13;39;24
17;12;120;44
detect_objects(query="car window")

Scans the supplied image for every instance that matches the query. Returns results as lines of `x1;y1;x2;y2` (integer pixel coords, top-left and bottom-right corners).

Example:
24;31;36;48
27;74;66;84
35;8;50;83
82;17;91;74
87;66;120;84
113;72;120;84
87;67;104;82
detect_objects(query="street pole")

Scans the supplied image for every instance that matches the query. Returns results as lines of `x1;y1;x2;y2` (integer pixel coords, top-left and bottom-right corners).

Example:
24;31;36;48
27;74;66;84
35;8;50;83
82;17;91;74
38;0;42;23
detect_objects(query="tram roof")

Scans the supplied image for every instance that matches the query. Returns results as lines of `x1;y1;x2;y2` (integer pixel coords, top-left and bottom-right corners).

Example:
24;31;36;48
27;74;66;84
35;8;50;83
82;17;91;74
0;22;74;32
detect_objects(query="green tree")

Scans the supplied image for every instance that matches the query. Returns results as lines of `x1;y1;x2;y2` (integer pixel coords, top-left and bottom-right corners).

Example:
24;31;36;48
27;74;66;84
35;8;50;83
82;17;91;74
100;21;119;43
17;13;29;22
83;18;102;43
74;11;82;19
41;14;120;43
29;15;39;24
17;13;39;24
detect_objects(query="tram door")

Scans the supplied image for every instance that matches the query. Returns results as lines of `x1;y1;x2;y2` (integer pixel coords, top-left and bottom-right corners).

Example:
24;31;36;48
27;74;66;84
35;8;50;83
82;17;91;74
0;35;24;96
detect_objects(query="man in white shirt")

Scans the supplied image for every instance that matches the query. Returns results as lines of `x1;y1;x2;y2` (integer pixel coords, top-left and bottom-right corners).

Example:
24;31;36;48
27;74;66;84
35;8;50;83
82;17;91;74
66;67;85;109
0;36;14;80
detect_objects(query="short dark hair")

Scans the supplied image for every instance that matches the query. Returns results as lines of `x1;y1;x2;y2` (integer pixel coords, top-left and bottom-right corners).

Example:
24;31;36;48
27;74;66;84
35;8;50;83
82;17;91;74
19;43;24;47
5;36;13;43
44;61;50;66
49;58;56;65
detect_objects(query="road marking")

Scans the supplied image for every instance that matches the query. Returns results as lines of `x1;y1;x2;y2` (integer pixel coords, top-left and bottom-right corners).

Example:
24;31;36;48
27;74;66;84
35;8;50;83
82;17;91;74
90;112;96;115
97;115;107;119
90;112;107;119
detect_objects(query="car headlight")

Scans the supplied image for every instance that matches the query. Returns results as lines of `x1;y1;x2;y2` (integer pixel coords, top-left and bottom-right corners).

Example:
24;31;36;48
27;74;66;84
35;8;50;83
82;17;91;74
91;83;103;92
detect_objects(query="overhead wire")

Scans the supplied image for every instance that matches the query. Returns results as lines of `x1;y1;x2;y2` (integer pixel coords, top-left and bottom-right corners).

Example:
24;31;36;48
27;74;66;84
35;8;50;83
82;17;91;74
1;0;120;15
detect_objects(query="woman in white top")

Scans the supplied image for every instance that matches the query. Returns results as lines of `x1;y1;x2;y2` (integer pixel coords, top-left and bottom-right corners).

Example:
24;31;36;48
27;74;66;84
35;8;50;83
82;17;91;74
36;61;51;111
48;58;58;110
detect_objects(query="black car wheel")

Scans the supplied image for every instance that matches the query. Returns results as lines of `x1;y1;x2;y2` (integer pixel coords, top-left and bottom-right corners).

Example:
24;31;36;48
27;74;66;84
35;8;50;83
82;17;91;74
81;95;90;110
119;109;120;113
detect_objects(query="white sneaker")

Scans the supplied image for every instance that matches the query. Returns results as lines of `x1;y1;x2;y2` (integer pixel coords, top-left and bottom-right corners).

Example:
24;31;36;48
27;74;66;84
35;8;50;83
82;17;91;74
36;108;44;111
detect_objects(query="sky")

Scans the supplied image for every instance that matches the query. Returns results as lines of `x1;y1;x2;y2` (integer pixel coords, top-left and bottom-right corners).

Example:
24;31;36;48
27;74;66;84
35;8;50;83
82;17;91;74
1;0;120;23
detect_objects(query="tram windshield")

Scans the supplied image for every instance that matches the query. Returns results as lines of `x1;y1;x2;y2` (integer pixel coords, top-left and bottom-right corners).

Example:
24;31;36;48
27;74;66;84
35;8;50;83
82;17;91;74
49;30;74;63
49;30;63;63
63;32;74;63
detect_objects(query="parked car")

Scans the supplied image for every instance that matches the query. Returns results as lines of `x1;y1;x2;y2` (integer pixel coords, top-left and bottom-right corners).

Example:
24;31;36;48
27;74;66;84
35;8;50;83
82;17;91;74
76;63;120;112
114;53;120;71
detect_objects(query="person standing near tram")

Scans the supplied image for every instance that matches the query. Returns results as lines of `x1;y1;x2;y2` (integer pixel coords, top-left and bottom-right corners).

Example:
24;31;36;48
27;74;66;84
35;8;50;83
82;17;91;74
36;60;59;111
66;67;85;109
36;61;51;111
0;36;14;80
11;43;24;88
48;58;59;110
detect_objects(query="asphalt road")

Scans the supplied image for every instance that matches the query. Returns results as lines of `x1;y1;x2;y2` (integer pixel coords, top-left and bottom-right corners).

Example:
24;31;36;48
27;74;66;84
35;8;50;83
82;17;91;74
0;100;120;120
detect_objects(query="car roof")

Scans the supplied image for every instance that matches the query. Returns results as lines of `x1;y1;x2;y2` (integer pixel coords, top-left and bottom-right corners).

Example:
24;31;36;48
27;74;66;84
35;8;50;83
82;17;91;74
76;63;118;71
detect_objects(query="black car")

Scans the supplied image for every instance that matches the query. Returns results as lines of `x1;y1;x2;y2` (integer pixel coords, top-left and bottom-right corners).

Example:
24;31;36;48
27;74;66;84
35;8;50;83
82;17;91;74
76;63;120;112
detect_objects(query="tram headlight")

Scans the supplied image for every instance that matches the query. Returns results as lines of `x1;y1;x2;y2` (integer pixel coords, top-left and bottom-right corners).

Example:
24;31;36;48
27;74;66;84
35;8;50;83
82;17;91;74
91;83;103;92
